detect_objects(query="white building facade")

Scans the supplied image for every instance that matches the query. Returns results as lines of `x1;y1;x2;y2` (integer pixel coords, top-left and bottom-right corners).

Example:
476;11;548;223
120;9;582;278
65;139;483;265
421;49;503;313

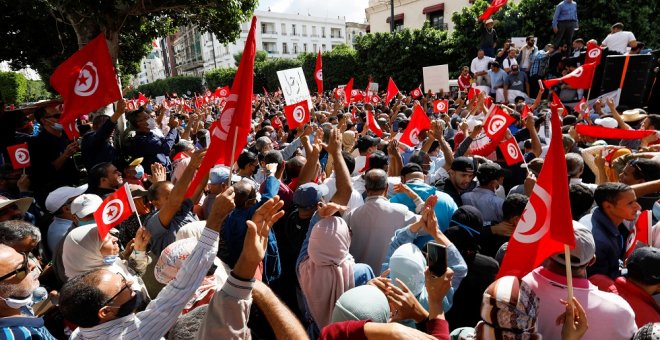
134;49;166;86
200;10;347;71
366;0;471;33
346;22;370;47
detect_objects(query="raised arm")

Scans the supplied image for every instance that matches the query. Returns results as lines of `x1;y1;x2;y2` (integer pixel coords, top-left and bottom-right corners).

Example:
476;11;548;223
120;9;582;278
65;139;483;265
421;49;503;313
252;281;308;340
158;149;205;227
327;128;352;206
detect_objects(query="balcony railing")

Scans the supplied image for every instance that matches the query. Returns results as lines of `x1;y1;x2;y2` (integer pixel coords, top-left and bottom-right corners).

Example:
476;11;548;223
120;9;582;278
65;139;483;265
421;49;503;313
261;30;277;34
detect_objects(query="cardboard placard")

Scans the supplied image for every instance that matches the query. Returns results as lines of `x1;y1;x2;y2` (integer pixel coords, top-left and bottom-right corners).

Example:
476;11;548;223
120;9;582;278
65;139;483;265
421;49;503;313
277;67;313;109
422;65;449;94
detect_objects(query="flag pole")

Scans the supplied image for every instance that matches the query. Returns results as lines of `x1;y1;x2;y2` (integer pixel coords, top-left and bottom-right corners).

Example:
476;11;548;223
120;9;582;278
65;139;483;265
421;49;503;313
563;244;575;302
227;127;239;186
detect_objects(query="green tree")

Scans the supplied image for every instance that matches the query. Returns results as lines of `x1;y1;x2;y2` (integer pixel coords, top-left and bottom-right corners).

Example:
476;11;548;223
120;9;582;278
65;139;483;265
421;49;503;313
25;80;53;102
205;68;237;90
0;72;28;104
0;0;257;81
234;50;268;66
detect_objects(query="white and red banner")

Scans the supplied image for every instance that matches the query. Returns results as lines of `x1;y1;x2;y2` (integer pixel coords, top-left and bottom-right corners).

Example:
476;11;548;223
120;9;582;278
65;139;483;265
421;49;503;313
498;109;575;278
7;143;31;169
49;33;122;125
399;105;431;146
93;183;136;239
284;100;311;129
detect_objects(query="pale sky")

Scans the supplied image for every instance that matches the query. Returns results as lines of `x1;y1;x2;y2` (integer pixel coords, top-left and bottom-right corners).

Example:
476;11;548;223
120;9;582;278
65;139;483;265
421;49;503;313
257;0;370;23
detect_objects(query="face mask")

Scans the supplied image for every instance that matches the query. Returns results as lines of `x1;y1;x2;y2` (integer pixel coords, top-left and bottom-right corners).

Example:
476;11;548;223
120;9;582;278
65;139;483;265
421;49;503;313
78;219;95;227
115;290;144;318
134;165;144;179
103;255;118;265
147;118;157;130
52;122;63;131
0;295;33;309
32;286;48;305
653;201;660;221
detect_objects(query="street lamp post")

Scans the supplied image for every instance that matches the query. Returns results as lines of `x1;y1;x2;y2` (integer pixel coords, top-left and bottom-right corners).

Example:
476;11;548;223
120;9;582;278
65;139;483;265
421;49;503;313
390;0;395;33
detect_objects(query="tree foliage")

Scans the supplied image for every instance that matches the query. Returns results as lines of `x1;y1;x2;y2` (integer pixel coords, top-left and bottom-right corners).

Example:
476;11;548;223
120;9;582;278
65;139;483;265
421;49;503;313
125;76;204;98
0;72;28;105
0;0;257;82
205;68;238;91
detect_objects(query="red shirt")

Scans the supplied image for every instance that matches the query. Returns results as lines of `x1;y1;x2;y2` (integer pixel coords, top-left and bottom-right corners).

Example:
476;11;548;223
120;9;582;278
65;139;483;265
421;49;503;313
613;277;660;327
458;74;472;91
319;319;450;340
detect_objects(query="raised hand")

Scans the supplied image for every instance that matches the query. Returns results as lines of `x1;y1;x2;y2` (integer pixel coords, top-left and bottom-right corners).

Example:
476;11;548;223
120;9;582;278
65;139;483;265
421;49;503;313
387;278;428;323
148;162;167;183
132;227;151;252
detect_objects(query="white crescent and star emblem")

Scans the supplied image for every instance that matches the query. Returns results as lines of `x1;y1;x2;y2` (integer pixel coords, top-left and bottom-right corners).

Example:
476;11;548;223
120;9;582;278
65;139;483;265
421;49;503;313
436;101;446;112
570;67;584;78
14;148;30;165
486;115;507;136
588;48;601;58
409;128;421;144
102;199;124;225
293;105;305;123
219;89;228;97
513;184;551;243
507;142;520;160
315;69;323;81
74;62;99;97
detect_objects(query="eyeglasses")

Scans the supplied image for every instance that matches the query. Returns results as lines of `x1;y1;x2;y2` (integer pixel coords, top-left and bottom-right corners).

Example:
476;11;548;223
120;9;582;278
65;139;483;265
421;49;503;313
0;253;30;282
102;273;130;307
44;114;62;119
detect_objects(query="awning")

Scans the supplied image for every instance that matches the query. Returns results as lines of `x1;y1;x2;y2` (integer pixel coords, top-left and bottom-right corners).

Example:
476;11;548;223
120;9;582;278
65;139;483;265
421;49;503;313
422;3;445;14
385;13;404;23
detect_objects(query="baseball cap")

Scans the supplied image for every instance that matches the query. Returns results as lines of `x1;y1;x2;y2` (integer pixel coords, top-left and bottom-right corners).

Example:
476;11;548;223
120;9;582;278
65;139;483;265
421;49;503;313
0;196;32;216
401;163;423;177
451;157;476;173
551;222;595;267
293;183;329;209
485;19;494;24
626;246;660;284
476;162;508;183
209;166;241;185
356;135;381;152
45;184;89;213
594;117;618;128
70;194;103;219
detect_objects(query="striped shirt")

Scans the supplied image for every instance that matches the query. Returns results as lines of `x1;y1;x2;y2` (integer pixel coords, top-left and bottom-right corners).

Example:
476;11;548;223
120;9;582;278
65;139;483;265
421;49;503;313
71;227;219;340
0;316;56;339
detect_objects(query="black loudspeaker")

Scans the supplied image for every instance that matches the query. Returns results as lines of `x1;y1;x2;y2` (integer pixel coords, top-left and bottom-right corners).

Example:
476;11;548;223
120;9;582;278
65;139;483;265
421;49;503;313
600;54;656;109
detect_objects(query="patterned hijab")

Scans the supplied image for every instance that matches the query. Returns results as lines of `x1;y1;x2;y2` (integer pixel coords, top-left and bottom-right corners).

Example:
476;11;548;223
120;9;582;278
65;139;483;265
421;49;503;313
475;276;541;340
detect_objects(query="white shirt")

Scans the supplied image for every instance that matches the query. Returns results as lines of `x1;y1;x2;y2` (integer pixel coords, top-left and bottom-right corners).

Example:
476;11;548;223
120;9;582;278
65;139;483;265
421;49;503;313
523;267;637;340
602;31;636;54
323;175;364;212
344;196;419;272
471;56;494;74
503;57;518;71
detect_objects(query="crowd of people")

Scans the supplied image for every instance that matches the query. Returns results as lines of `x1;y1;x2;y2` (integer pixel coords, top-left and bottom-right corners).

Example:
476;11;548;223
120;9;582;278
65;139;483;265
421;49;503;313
0;4;658;339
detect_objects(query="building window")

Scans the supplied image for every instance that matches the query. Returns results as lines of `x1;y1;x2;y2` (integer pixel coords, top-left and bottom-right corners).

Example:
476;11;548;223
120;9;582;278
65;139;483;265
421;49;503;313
281;23;287;35
292;24;297;36
322;44;326;51
322;27;326;38
302;25;307;36
293;43;298;54
313;43;317;51
303;43;308;52
283;42;288;54
429;11;445;30
312;26;317;37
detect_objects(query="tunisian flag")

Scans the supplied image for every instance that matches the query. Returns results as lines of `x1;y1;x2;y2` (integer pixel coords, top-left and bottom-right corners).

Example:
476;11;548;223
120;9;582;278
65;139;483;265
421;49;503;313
93;183;136;239
186;16;257;197
386;77;400;104
433;99;449;113
284;100;310;129
498;109;575;278
50;33;122;125
575;124;656;140
399;105;431;146
499;137;524;166
410;85;423;99
521;104;532;120
625;210;651;259
544;63;596;89
314;50;323;95
550;91;568;117
344;78;354;106
483;106;515;139
7;143;30;169
479;0;508;21
366;110;383;137
585;41;603;65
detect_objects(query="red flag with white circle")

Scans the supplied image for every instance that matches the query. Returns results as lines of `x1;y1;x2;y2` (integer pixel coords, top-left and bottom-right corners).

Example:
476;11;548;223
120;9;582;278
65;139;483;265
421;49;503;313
314;50;323;95
371;95;381;104
93;183;136;239
433;99;448;113
499;137;524;166
584;41;602;66
63;120;80;140
483;106;515;139
7;143;31;169
410;86;423;99
284;100;310;129
399;105;431;147
366;110;383;137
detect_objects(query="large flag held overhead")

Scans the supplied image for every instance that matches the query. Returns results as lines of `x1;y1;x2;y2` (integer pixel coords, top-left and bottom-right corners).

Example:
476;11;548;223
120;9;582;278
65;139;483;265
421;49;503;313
584;41;603;65
543;63;597;89
50;33;122;125
386;77;400;104
314;51;323;95
284;100;310;129
344;78;354;106
186;16;258;197
498;109;575;278
575;124;656;140
483;106;515;139
399;105;431;146
479;0;508;21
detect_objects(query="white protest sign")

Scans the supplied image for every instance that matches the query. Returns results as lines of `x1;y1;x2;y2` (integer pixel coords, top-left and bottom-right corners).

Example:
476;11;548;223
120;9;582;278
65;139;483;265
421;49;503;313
277;67;313;109
155;96;166;104
422;65;449;93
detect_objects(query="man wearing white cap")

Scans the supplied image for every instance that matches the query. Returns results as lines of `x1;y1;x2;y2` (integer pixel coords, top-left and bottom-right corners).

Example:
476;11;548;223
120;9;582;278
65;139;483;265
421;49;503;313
44;185;88;256
0;196;33;223
70;194;104;226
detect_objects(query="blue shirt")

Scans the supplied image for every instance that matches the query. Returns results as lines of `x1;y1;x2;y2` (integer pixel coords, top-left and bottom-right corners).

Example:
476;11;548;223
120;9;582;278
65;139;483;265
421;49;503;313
0;316;56;339
488;69;508;92
588;207;629;279
552;0;578;28
389;181;458;231
461;187;504;224
129;129;179;174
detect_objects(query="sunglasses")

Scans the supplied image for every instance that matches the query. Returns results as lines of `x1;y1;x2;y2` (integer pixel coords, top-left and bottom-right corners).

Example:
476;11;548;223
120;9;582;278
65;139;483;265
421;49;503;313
0;253;30;282
102;273;130;307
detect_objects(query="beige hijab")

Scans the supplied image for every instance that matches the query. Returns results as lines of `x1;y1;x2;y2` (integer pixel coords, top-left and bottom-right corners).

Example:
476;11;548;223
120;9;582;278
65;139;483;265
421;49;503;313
342;131;356;152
